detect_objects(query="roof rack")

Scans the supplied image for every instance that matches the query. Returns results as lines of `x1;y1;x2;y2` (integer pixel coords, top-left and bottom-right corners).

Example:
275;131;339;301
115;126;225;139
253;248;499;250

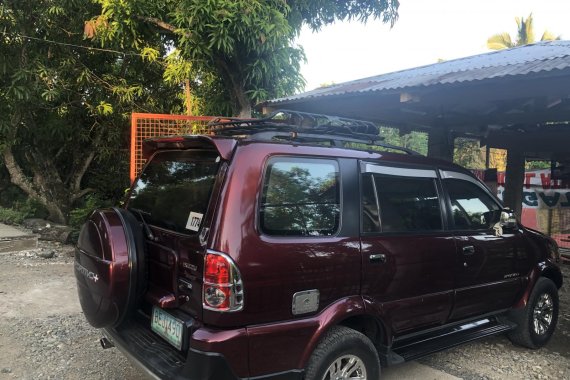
207;110;421;155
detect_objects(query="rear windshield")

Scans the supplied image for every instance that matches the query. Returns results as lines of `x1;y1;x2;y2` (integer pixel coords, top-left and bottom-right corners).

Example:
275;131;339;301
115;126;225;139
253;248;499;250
128;150;220;234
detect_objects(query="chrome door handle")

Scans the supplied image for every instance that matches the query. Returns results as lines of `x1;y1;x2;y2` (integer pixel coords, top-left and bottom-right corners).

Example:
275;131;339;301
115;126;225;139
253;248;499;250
369;253;387;263
462;245;475;255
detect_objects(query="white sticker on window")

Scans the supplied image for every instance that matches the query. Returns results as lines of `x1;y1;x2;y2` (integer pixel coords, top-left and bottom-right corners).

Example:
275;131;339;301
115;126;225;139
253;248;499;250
186;212;203;231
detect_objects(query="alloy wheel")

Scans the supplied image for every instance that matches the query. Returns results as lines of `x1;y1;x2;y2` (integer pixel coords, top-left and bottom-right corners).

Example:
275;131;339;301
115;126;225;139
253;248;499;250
322;355;367;380
533;293;554;336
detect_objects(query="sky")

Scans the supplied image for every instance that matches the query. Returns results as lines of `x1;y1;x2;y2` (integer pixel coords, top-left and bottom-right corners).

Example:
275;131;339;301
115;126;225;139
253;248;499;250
297;0;570;91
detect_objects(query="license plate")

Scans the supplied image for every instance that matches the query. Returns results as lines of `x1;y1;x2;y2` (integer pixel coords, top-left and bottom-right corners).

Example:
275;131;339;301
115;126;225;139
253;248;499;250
151;307;184;350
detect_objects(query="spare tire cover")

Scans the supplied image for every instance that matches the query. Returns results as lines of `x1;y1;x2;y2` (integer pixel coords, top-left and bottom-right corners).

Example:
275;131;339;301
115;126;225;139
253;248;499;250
74;207;146;328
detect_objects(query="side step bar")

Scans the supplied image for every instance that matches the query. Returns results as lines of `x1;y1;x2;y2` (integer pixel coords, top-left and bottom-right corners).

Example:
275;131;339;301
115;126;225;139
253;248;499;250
389;317;516;363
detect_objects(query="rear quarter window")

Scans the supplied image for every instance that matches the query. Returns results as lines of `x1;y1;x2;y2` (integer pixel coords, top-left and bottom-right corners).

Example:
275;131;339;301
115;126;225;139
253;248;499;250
260;157;340;237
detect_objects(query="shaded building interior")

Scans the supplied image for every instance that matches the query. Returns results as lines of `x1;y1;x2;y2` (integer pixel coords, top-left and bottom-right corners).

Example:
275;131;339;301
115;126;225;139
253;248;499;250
261;41;570;249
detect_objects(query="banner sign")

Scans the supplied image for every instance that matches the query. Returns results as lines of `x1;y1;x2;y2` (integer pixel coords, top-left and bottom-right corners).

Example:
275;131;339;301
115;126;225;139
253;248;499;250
473;169;570;209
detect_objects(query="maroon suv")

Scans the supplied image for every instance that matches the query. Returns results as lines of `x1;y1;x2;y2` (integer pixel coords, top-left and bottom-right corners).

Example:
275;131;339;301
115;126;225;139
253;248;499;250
75;111;562;380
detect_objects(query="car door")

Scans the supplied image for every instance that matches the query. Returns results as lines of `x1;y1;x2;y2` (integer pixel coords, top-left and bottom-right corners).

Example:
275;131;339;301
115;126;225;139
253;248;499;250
440;170;525;321
360;162;456;334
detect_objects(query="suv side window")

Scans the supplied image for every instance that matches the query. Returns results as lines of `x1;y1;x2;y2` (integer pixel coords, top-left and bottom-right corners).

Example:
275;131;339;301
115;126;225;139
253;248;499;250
260;157;340;237
444;178;501;230
362;172;443;233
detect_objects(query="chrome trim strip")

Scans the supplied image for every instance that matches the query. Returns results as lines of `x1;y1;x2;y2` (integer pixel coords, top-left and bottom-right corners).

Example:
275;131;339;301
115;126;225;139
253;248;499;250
364;163;437;178
439;170;480;182
102;330;160;380
439;170;497;195
203;249;244;312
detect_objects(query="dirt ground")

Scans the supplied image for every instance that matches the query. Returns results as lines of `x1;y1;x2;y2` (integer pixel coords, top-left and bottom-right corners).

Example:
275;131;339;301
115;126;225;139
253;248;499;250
0;241;568;380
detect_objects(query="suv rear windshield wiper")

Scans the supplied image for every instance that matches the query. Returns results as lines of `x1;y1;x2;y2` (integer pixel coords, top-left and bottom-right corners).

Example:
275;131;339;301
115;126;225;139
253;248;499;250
129;207;155;241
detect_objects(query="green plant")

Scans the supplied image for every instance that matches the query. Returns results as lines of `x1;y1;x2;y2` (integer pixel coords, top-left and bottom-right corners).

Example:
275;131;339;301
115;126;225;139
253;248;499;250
68;195;111;242
69;195;102;227
0;197;46;225
0;207;28;225
92;0;399;117
1;1;182;224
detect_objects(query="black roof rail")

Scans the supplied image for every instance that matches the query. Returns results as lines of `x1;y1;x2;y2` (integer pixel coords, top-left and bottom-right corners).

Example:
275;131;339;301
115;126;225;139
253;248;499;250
207;110;421;155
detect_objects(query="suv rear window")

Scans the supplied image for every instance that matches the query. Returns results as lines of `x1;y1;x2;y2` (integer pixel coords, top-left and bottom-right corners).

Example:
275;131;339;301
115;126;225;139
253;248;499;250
128;150;220;233
260;157;340;236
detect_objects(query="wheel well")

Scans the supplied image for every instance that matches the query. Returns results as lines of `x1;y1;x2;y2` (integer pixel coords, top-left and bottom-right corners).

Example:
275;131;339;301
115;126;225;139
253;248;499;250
338;315;386;346
542;268;563;289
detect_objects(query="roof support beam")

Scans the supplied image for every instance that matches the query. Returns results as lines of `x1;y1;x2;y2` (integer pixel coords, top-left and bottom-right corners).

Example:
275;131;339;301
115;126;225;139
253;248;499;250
427;123;454;162
503;149;525;217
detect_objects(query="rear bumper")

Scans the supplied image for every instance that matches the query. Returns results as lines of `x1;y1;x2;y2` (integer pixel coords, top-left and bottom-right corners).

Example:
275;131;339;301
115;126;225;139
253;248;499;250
102;328;160;380
103;320;240;380
103;318;303;380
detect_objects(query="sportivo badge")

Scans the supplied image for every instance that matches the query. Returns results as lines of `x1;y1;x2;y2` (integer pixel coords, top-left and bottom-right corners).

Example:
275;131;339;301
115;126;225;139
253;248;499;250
75;261;99;283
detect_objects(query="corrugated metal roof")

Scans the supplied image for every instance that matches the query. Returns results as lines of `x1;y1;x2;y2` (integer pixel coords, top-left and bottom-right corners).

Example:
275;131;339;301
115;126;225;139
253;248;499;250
266;40;570;104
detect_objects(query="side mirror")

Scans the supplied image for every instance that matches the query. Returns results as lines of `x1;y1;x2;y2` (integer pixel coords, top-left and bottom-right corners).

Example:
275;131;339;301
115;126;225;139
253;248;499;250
500;208;517;229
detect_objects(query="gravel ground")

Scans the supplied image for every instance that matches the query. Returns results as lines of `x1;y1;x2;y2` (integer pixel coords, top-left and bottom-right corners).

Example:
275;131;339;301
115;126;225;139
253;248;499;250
0;241;568;379
0;242;141;380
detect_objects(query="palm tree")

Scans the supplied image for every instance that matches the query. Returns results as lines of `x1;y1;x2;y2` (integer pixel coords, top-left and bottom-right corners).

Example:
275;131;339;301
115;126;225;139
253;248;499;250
487;13;560;50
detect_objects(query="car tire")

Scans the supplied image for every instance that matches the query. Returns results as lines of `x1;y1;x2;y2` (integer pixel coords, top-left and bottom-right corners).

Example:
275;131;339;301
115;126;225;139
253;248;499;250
114;208;148;325
507;277;559;349
305;326;380;380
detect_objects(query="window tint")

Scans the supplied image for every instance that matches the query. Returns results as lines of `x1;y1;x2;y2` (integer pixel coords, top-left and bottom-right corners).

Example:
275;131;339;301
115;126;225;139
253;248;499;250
364;174;442;233
128;150;220;233
260;158;340;236
445;179;500;230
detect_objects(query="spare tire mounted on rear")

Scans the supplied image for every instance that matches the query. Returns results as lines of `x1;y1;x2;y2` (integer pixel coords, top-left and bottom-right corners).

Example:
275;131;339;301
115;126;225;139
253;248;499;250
74;207;146;328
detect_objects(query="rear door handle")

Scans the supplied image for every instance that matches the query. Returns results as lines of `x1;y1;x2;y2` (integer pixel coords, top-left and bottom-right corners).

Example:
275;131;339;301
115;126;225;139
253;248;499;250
369;253;387;263
462;245;475;255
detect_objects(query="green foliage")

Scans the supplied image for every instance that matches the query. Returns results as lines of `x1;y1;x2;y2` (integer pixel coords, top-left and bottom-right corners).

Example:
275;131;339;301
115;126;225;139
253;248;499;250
68;194;111;241
92;0;399;116
85;149;130;204
526;160;550;170
487;13;560;50
0;0;183;223
0;207;28;225
0;199;44;225
379;127;428;155
454;138;486;169
68;195;107;230
14;198;46;219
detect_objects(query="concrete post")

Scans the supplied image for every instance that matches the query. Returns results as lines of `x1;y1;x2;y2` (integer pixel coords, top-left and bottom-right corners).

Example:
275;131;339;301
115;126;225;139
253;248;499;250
503;149;525;217
427;127;454;162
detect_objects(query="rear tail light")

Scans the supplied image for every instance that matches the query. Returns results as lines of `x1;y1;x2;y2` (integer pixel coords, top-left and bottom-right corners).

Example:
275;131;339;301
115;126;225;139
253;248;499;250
203;251;244;312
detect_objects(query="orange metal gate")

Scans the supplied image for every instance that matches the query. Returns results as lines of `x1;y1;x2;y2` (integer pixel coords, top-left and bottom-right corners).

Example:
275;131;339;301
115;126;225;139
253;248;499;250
130;113;218;182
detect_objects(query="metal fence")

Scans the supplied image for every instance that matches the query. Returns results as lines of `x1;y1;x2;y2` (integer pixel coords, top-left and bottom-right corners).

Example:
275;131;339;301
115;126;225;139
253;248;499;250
130;113;217;183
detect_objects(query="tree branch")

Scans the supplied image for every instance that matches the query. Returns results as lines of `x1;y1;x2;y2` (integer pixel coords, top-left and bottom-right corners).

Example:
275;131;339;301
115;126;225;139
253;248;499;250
71;187;95;202
0;111;43;200
215;57;251;117
137;16;178;34
70;128;103;193
2;147;44;203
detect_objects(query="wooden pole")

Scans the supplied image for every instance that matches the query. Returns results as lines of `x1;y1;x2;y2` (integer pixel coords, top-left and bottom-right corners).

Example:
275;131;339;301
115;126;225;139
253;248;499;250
184;79;192;116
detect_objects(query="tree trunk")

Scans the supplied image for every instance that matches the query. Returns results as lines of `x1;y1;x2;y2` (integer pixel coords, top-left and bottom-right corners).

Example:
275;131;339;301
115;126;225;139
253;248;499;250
2;146;70;224
237;99;252;118
215;58;252;118
44;203;68;225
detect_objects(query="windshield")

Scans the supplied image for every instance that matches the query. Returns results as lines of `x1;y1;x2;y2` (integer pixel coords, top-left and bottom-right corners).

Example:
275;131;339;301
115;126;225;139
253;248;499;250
128;150;220;234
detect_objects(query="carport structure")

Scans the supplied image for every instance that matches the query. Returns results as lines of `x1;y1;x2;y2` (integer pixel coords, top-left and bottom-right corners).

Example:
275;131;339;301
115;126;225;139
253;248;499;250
261;41;570;220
